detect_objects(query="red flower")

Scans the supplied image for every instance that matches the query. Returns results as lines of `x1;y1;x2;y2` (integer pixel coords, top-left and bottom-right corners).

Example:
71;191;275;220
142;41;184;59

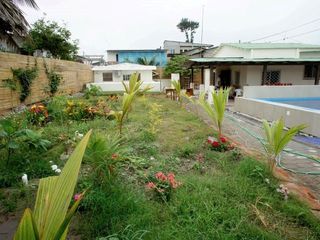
146;182;156;189
111;153;118;159
74;193;82;201
207;139;212;144
155;172;167;181
220;137;227;143
212;141;220;147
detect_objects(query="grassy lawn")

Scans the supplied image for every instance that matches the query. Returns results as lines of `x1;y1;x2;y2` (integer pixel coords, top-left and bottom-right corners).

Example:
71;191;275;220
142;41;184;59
1;94;320;239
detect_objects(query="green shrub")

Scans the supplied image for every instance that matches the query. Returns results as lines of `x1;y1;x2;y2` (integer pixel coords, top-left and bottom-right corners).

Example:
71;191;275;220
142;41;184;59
84;84;103;99
84;133;125;183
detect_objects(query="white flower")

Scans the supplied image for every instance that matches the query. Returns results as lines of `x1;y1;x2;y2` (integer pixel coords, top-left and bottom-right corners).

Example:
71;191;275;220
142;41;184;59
22;174;28;185
74;131;84;140
49;161;53;164
265;178;270;184
60;153;69;161
150;156;155;161
55;168;61;174
51;165;58;171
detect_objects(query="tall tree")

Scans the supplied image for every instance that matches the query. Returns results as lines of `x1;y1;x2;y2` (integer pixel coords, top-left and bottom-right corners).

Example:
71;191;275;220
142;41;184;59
0;0;38;38
164;55;191;78
177;18;199;43
22;18;79;60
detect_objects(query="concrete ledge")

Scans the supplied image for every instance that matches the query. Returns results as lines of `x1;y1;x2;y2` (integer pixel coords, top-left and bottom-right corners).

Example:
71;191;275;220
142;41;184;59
243;85;320;98
234;97;320;137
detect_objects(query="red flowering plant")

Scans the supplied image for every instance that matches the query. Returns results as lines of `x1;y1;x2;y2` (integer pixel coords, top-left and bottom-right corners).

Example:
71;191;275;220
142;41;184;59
27;103;49;126
207;135;234;152
146;171;181;201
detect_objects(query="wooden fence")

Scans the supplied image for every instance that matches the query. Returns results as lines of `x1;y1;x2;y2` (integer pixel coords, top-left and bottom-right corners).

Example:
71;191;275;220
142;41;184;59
0;52;93;114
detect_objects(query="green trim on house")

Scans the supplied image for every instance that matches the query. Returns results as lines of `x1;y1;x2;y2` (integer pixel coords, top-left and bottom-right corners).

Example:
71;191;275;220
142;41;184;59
222;43;320;50
190;57;320;63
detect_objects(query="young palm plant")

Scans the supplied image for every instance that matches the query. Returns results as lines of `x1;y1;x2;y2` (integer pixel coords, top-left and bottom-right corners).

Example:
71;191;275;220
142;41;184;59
171;80;182;105
198;88;230;137
262;118;306;171
122;72;152;95
111;92;136;135
14;130;92;240
85;133;125;182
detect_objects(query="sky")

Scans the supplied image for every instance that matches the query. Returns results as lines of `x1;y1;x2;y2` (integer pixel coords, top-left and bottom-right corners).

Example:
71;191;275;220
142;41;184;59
21;0;320;55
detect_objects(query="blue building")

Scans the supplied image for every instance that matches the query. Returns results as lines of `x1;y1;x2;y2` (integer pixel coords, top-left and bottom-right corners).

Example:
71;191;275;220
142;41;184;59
107;49;167;67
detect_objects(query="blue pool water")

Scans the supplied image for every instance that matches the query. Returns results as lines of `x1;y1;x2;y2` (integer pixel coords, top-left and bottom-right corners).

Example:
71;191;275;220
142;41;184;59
260;97;320;110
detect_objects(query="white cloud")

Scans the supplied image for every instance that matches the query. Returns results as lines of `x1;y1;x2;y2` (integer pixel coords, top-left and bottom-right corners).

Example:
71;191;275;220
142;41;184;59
21;0;320;55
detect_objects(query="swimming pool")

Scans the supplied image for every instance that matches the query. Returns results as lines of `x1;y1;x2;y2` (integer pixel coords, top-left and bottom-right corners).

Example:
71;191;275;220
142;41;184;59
260;97;320;110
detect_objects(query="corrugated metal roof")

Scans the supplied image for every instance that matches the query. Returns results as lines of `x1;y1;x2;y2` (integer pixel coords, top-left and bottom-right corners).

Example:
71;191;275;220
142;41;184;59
222;43;320;49
190;57;320;63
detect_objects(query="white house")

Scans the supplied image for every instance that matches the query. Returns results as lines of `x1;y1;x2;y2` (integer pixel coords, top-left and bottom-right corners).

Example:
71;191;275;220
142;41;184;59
189;43;320;91
90;63;160;92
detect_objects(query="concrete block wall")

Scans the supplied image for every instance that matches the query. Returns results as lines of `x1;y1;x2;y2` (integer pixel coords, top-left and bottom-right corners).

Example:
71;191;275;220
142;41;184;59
0;52;93;114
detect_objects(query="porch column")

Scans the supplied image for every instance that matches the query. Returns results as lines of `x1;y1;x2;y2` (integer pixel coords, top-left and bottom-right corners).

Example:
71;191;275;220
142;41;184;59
191;67;194;83
315;64;320;85
261;64;267;85
201;67;204;84
204;68;211;92
210;66;214;86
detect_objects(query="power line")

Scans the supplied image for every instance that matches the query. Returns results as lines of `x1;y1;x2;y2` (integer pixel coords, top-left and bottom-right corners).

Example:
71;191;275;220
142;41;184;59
249;17;320;42
271;27;320;42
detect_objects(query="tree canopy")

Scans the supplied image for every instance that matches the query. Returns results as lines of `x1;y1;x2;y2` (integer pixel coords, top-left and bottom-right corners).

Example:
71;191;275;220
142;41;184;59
164;55;191;78
22;18;79;60
177;18;199;43
0;0;38;38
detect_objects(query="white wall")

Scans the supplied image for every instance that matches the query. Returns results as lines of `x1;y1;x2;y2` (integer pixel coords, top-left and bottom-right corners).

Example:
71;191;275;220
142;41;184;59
251;49;298;58
244;65;314;86
87;82;161;92
235;97;320;136
107;52;117;62
242;85;320;98
94;70;153;83
214;46;250;58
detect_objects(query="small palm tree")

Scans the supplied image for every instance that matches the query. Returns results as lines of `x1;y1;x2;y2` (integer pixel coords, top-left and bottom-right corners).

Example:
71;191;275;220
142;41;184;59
111;92;136;135
171;80;182;105
262;119;306;171
198;88;230;137
136;56;158;66
122;72;152;95
14;131;91;240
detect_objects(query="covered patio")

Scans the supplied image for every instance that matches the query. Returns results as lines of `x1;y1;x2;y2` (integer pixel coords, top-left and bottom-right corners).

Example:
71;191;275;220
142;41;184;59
187;58;320;92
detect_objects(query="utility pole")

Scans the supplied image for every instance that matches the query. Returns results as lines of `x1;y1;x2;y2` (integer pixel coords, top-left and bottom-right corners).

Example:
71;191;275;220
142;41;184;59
200;5;205;45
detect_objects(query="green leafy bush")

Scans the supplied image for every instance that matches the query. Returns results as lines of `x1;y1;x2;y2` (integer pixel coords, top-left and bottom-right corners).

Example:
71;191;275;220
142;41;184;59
11;66;38;102
26;103;49;126
84;85;103;99
85;133;125;182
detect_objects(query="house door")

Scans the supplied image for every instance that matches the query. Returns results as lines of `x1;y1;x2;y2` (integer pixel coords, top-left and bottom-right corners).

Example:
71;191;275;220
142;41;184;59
220;70;231;88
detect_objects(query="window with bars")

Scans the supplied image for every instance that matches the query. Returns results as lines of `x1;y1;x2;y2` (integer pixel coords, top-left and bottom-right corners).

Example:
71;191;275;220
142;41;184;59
103;73;113;82
265;70;280;85
123;74;131;81
304;64;317;79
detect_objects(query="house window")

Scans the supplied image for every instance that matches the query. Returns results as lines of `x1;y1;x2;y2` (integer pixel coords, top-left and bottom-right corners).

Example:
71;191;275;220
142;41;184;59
103;72;112;82
123;74;131;81
265;71;280;85
304;64;317;79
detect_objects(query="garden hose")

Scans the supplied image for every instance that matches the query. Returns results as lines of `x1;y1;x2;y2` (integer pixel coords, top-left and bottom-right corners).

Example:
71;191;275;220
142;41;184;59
225;111;320;175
